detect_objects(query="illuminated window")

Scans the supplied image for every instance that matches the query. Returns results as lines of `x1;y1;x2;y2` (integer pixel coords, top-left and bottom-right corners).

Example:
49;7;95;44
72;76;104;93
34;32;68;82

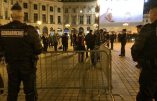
65;8;68;13
34;4;38;10
24;12;28;22
5;10;8;19
42;5;46;11
73;8;76;13
50;15;54;24
34;13;38;23
58;8;61;13
42;14;46;23
23;3;28;9
50;6;53;12
58;16;61;24
80;16;84;24
65;15;69;24
87;16;91;24
72;16;76;25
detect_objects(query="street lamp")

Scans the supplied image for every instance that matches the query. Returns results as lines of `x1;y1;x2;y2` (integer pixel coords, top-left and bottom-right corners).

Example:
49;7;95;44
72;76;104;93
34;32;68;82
37;21;42;26
95;12;99;18
65;24;71;35
123;23;129;29
37;21;42;34
93;23;98;30
80;10;83;13
65;24;70;28
123;23;129;26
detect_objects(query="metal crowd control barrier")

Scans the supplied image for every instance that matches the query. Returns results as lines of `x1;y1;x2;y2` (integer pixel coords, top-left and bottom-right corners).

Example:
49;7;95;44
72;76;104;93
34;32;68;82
0;45;124;101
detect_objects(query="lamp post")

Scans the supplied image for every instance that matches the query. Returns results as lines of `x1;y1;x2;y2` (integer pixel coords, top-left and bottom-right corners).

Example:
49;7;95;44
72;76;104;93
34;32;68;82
65;24;70;28
37;21;42;34
65;24;71;34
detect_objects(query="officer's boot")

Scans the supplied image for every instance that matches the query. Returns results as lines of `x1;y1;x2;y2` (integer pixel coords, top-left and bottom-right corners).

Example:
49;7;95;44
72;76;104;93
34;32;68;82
7;93;18;101
26;92;37;101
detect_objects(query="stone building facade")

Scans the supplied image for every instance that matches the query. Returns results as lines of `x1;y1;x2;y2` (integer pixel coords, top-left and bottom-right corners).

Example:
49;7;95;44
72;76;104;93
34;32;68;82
0;0;97;35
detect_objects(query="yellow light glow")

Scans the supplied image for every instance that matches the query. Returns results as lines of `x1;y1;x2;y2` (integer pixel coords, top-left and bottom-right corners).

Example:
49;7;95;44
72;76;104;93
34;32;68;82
37;21;42;25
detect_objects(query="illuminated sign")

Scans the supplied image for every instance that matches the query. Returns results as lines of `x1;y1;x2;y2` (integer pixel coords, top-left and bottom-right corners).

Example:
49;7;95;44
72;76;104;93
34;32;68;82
99;0;144;25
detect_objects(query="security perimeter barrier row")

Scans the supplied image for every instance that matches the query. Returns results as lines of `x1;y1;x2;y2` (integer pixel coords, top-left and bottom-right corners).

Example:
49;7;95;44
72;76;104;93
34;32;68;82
0;45;123;101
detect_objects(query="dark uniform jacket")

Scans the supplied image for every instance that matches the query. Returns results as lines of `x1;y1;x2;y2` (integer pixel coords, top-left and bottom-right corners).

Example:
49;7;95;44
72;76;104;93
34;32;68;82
76;34;85;51
0;21;42;63
131;21;157;96
131;23;156;62
120;32;127;44
85;33;95;49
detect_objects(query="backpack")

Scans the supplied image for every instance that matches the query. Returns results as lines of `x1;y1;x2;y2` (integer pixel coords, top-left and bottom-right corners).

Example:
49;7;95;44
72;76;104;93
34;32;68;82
77;35;84;46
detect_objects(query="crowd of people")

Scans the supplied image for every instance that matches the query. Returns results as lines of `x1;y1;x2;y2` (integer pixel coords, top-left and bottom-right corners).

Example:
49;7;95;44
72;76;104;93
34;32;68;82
39;29;135;52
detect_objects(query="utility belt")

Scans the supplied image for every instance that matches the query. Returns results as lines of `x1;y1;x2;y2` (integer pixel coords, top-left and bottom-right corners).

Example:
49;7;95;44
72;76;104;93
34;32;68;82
6;56;38;66
138;57;157;67
154;58;157;66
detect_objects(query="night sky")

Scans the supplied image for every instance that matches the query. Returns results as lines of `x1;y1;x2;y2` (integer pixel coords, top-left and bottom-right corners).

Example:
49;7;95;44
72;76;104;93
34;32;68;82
144;0;157;13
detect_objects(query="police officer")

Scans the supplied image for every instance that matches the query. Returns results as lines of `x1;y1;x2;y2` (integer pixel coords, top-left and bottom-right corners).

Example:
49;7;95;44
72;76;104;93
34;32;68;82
119;29;127;56
0;2;42;101
134;25;143;68
110;31;115;50
136;25;143;34
131;5;157;101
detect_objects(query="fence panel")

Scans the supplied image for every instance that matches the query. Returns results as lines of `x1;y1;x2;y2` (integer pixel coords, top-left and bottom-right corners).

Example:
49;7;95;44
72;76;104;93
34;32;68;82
0;46;122;101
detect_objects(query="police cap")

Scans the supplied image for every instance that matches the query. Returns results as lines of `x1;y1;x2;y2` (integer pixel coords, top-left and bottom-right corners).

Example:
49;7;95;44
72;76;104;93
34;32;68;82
122;29;126;32
136;25;143;29
11;2;22;11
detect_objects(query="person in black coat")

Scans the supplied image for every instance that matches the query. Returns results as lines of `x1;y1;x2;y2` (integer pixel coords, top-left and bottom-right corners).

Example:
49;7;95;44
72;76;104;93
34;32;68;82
119;29;127;56
0;2;42;101
62;33;68;51
131;6;157;101
110;31;115;50
85;30;95;57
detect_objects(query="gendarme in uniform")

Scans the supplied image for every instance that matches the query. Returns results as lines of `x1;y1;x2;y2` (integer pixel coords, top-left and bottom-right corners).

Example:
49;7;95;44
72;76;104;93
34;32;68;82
0;2;42;101
131;5;157;101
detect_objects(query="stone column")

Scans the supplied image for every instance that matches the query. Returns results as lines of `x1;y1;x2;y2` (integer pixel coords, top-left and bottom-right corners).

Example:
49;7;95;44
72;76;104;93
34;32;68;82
29;1;33;23
76;13;78;25
0;0;4;19
38;3;41;21
46;4;49;24
91;14;95;24
84;14;86;25
8;0;11;20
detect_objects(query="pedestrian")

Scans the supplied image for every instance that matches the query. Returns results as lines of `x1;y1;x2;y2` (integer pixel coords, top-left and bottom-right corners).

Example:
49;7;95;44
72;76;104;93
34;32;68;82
104;32;110;47
134;25;143;68
76;32;85;63
85;30;96;66
51;33;58;51
41;32;49;52
0;2;42;101
94;30;101;61
62;33;68;51
110;31;115;50
85;30;95;58
131;5;157;101
119;29;127;56
72;32;77;51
